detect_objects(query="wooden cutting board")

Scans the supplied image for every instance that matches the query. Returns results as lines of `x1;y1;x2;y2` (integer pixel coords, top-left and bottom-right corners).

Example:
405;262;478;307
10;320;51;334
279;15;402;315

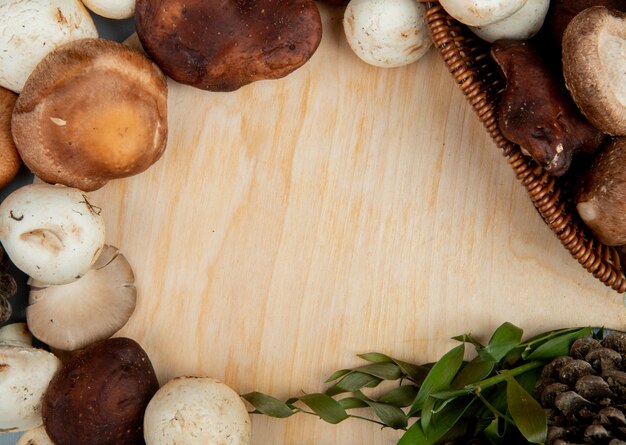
90;5;626;444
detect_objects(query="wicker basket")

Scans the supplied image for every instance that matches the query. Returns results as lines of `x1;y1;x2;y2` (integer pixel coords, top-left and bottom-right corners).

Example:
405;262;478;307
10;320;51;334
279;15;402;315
423;2;626;293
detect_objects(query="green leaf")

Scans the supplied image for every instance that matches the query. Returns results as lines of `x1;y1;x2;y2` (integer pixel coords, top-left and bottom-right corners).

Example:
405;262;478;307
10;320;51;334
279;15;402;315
420;397;474;445
451;356;495;389
357;352;394;363
326;372;382;396
396;360;431;385
505;374;547;443
338;397;369;410
367;402;408;429
378;385;419;407
325;369;352;383
242;392;294;418
452;333;485;350
354;363;403;380
398;421;428;445
298;393;349;424
524;327;592;360
482;322;523;362
408;344;465;416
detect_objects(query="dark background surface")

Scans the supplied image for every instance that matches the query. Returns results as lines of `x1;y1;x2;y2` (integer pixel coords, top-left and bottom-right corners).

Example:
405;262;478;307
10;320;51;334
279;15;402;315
1;11;134;445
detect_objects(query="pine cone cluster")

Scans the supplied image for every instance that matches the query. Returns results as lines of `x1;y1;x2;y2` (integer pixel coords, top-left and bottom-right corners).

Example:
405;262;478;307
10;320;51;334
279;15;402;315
0;246;16;323
535;333;626;445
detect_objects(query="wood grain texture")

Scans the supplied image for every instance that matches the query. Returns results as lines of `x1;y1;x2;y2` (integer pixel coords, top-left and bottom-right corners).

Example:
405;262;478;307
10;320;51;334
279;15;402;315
89;6;626;444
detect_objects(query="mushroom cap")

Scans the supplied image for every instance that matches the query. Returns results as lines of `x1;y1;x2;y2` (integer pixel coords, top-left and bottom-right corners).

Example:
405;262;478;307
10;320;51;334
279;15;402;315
0;184;106;285
0;0;98;93
563;6;626;136
17;426;55;445
0;296;11;324
343;0;432;68
576;137;626;246
439;0;528;27
0;338;61;433
27;245;137;351
135;0;323;92
0;323;33;346
42;337;159;445
11;38;168;191
0;87;21;190
144;377;251;445
469;0;549;43
81;0;136;20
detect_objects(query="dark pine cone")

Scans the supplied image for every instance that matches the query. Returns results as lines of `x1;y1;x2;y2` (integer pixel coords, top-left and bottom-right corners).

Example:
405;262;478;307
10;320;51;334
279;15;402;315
535;333;626;445
0;246;16;323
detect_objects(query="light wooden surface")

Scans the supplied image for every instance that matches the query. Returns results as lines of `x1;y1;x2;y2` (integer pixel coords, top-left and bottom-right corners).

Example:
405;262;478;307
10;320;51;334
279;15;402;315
87;6;626;445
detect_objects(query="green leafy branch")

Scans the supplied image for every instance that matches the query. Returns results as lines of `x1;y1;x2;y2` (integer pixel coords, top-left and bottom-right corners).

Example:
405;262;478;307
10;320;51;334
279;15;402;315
243;323;595;445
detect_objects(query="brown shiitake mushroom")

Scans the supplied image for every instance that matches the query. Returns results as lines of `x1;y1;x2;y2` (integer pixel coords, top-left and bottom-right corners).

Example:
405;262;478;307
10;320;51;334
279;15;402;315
562;6;626;136
577;137;626;246
11;38;168;192
42;337;159;445
135;0;323;92
491;40;605;176
0;87;21;190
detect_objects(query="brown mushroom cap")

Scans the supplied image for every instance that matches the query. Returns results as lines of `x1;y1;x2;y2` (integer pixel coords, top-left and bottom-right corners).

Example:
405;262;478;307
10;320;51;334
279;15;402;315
42;337;159;445
135;0;323;92
562;7;626;136
0;87;21;190
11;38;168;192
577;137;626;246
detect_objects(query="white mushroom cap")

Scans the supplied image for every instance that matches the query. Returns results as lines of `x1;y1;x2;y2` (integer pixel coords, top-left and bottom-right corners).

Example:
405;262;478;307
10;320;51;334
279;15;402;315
0;184;105;285
17;426;55;445
0;322;33;347
0;0;98;93
469;0;549;42
439;0;528;27
27;245;137;351
81;0;136;19
0;324;61;433
343;0;432;68
144;377;252;445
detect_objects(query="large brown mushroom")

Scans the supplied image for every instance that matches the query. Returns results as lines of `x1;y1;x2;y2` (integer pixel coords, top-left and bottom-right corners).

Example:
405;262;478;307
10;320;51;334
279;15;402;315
11;38;168;191
42;337;159;445
0;87;21;190
135;0;323;92
491;40;605;176
576;137;626;246
562;6;626;136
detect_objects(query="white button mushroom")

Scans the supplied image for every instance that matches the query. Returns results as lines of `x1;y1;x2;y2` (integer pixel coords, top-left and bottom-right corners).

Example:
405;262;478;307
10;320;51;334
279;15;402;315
80;0;136;20
144;377;252;445
27;245;137;351
439;0;528;27
0;184;106;285
16;426;55;445
469;0;550;43
0;0;98;93
0;323;61;433
343;0;432;68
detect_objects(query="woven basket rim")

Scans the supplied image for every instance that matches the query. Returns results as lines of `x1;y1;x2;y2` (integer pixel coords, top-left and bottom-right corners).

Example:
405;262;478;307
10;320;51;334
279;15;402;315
424;2;626;294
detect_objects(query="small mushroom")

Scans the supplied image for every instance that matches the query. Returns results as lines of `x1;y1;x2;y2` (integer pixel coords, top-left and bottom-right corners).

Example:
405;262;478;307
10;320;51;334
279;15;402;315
0;296;11;324
11;38;168;192
143;376;251;445
343;0;432;68
27;245;136;351
42;337;159;445
81;0;136;19
0;323;61;433
0;87;21;190
469;0;549;43
135;0;323;91
0;0;98;93
576;138;626;246
562;6;626;136
491;40;605;176
16;426;55;445
0;184;106;285
439;0;528;27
